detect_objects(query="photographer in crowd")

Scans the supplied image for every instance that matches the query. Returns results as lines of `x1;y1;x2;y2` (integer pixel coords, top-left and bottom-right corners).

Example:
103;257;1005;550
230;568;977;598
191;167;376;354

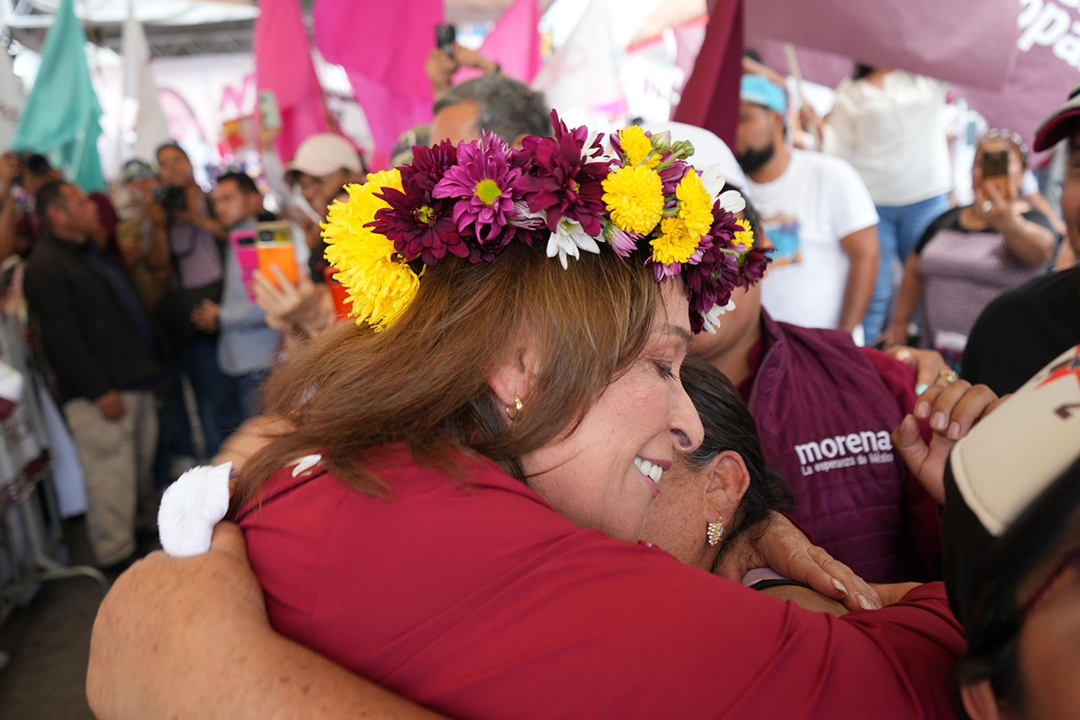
152;142;232;462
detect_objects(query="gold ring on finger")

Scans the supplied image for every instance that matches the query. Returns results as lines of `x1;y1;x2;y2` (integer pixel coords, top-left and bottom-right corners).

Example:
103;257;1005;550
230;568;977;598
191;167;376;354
939;369;959;384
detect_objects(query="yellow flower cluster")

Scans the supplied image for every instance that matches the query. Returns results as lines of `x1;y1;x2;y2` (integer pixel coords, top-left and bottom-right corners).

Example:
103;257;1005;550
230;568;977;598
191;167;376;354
651;217;698;265
602;165;665;236
322;170;420;331
619;126;660;169
732;218;755;251
676;169;713;240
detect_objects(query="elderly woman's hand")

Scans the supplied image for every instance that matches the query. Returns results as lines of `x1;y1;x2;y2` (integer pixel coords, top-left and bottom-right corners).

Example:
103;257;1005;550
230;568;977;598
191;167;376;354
893;378;1006;504
716;511;884;613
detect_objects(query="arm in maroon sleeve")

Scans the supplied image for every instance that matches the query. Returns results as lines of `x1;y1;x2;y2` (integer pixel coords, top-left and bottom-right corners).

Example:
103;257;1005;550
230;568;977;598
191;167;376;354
862;348;943;577
242;460;965;720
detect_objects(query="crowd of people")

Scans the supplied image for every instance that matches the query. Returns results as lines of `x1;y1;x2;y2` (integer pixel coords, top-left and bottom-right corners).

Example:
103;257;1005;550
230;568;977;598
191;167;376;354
0;33;1077;720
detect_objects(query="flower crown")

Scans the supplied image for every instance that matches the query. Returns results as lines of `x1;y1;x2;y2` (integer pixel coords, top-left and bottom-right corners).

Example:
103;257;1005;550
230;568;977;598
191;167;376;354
323;112;770;334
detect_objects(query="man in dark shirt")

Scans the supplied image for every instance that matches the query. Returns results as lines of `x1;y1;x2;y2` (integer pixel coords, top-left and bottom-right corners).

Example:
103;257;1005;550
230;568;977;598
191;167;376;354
962;86;1080;395
24;181;161;568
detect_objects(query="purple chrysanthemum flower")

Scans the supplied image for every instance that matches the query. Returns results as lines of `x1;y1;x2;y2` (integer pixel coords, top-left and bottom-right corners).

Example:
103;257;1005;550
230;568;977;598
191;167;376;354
371;142;470;266
658;159;690;195
602;222;641;259
681;201;772;333
519;110;611;237
432;132;525;250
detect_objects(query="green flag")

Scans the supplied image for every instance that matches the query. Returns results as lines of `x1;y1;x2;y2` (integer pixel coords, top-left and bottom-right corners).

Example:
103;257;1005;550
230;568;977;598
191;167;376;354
12;0;105;192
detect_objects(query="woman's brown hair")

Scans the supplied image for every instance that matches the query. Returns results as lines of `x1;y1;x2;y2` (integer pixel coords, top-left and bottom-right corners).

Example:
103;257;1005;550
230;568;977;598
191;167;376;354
236;242;661;507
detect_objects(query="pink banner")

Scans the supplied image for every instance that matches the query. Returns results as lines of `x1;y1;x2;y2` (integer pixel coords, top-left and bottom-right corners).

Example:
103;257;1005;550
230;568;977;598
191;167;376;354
454;0;543;85
254;0;330;162
314;0;443;169
749;1;1079;159
958;0;1080;159
746;0;1020;92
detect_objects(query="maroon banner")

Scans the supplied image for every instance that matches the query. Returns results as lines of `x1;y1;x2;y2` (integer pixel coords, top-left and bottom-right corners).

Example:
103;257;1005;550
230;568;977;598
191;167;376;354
673;0;744;148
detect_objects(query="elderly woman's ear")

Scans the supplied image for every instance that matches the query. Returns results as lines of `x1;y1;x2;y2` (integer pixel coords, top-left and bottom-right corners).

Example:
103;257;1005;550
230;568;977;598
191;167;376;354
703;450;752;532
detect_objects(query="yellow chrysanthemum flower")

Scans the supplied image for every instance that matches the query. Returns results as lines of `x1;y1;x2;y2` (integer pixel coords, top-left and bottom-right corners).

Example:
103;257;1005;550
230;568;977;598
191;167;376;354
619;126;660;169
602;165;665;236
676;169;714;240
322;170;419;331
732;218;755;251
651;217;700;266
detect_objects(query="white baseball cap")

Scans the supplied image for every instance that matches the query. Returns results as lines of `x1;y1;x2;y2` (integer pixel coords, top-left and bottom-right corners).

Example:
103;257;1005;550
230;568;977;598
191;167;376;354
284;134;362;181
944;344;1080;654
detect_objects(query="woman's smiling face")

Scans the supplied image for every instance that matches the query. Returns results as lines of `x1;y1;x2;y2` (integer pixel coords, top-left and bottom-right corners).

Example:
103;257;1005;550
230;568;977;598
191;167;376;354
522;281;704;542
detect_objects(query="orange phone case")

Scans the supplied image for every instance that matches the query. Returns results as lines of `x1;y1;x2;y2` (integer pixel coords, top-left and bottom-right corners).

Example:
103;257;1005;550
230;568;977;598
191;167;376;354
256;222;298;288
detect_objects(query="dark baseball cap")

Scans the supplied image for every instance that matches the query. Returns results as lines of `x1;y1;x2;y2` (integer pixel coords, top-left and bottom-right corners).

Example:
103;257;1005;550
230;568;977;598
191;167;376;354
943;344;1080;655
1033;83;1080;151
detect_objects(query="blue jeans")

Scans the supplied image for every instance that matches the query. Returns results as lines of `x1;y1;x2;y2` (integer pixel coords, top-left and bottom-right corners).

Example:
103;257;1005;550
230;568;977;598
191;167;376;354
862;193;951;342
160;335;234;460
226;369;268;426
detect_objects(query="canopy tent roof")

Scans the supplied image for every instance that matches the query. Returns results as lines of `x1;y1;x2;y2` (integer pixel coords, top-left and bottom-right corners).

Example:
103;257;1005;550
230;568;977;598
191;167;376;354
2;0;705;57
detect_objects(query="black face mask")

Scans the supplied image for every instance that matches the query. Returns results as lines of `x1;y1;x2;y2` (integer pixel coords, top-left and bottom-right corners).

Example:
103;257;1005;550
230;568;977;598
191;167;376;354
737;142;776;176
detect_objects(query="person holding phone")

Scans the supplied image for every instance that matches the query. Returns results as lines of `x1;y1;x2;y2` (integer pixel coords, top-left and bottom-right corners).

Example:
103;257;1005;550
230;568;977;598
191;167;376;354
192;172;281;424
881;130;1057;369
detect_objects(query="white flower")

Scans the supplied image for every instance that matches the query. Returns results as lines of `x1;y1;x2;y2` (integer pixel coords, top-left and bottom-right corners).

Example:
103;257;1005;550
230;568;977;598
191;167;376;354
547;217;600;270
701;299;737;335
158;462;233;558
292;454;323;478
701;163;746;214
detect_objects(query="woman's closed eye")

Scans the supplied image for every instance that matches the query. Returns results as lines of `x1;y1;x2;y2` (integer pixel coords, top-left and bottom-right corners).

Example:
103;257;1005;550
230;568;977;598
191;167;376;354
654;361;679;381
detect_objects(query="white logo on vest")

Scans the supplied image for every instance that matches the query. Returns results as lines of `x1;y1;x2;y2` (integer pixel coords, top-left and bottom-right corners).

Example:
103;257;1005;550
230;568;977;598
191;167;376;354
793;430;894;476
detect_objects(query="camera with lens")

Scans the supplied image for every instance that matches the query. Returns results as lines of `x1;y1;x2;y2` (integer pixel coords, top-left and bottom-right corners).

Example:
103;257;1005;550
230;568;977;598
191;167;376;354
154;186;188;214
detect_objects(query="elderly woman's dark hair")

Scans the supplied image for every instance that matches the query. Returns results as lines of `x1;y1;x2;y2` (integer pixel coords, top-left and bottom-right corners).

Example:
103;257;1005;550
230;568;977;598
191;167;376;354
679;356;792;558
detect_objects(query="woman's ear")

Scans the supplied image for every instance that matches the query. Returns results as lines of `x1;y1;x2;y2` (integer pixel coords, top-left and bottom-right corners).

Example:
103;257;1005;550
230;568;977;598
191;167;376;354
960;680;1005;720
703;450;751;526
488;331;540;409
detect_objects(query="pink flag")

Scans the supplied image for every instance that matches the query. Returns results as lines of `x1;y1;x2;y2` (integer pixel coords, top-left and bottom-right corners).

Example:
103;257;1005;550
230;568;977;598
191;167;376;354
314;0;443;169
254;0;330;162
454;0;543;85
746;0;1020;92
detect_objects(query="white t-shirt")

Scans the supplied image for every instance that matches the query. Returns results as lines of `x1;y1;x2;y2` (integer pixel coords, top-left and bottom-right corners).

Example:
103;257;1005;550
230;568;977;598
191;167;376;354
748;149;879;331
823;71;952;206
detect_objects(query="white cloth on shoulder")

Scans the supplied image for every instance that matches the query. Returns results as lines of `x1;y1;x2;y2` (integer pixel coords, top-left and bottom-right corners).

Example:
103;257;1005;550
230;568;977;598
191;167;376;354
157;454;324;557
158;463;233;558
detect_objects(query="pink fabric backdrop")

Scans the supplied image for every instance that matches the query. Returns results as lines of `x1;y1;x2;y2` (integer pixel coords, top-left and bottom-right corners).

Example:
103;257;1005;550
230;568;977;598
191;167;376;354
314;0;443;169
254;0;330;162
454;0;543;85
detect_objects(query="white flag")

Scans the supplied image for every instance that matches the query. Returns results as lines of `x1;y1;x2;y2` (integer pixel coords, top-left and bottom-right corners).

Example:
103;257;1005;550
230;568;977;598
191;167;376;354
532;0;622;113
122;8;171;162
0;52;25;151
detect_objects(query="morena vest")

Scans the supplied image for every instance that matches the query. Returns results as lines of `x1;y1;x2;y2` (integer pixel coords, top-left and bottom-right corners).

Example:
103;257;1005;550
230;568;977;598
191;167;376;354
748;313;932;583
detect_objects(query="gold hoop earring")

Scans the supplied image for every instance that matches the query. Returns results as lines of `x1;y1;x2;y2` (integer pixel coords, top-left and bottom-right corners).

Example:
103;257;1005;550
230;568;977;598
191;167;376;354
505;396;523;421
706;518;725;547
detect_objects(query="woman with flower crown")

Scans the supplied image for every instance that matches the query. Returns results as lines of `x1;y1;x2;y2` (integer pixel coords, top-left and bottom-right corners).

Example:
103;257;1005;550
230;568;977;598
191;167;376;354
89;117;981;720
